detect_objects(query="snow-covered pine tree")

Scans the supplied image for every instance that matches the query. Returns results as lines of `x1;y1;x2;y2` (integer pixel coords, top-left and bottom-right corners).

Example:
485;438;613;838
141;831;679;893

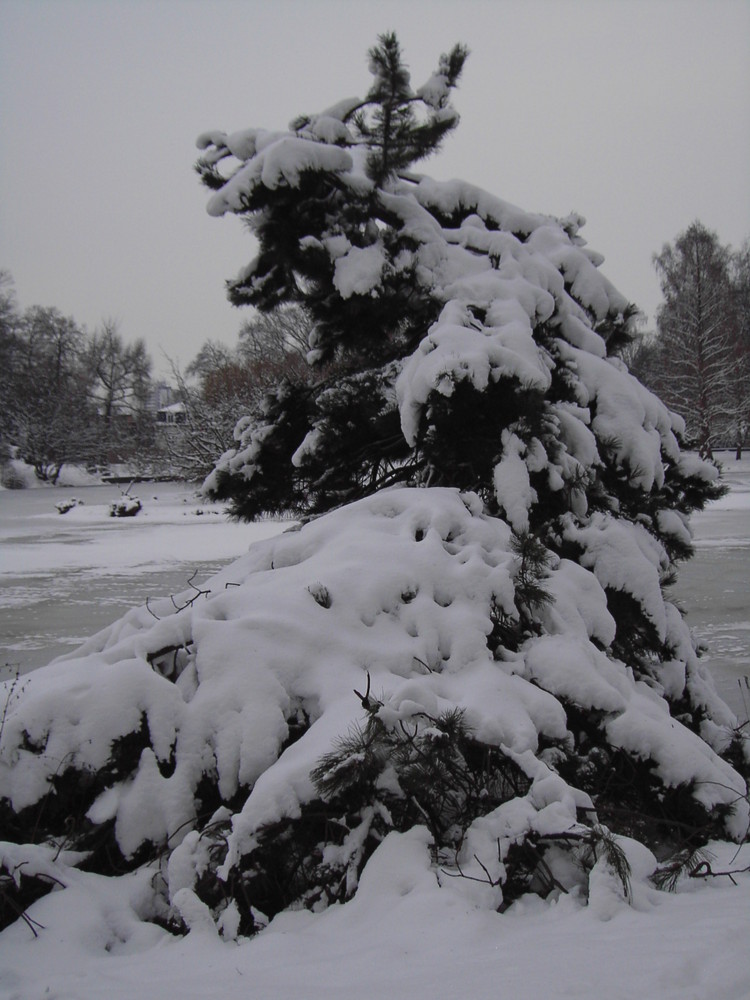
0;36;747;938
198;35;725;676
199;34;469;517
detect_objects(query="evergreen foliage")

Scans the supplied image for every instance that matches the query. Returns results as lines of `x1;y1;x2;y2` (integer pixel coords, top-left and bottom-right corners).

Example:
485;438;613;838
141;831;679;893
198;34;469;516
194;35;746;888
197;38;723;537
198;34;725;671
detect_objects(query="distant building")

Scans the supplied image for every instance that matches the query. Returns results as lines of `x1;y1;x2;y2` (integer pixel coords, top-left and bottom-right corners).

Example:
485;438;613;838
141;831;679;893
156;401;186;425
147;381;178;416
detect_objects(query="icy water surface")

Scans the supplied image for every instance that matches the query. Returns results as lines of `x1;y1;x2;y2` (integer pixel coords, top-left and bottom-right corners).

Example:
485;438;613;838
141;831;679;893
0;482;289;673
670;457;750;717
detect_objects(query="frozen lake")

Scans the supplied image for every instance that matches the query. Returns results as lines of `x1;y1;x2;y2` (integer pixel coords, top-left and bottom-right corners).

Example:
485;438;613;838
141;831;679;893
0;481;290;673
670;456;750;717
1;461;748;715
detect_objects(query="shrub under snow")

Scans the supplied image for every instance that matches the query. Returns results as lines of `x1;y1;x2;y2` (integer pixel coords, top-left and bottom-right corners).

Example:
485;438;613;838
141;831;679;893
1;487;747;935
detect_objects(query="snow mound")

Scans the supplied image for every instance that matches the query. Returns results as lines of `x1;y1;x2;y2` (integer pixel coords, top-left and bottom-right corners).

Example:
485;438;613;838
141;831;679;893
1;488;746;935
0;460;101;490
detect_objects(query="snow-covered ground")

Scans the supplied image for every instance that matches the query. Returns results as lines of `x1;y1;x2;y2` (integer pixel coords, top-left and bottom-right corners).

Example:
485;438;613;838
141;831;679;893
0;834;748;1000
0;462;748;999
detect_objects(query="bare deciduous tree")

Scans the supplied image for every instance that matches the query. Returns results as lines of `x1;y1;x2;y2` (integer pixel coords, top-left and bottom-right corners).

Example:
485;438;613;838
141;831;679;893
86;319;153;462
165;306;314;482
8;306;98;481
652;222;742;457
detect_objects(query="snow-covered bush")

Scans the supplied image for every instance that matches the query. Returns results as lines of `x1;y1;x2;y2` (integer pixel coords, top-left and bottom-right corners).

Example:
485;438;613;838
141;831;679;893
0;464;27;490
109;495;142;517
0;35;747;938
55;497;84;514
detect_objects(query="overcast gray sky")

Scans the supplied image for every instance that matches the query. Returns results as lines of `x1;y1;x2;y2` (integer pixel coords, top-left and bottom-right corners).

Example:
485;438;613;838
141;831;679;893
1;0;749;378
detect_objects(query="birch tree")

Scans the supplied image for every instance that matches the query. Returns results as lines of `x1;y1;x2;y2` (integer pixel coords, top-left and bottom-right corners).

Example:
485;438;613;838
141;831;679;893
652;223;739;456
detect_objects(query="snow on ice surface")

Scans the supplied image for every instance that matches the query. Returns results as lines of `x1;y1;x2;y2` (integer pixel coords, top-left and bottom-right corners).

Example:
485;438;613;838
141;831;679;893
0;482;291;672
671;455;750;714
0;482;284;576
